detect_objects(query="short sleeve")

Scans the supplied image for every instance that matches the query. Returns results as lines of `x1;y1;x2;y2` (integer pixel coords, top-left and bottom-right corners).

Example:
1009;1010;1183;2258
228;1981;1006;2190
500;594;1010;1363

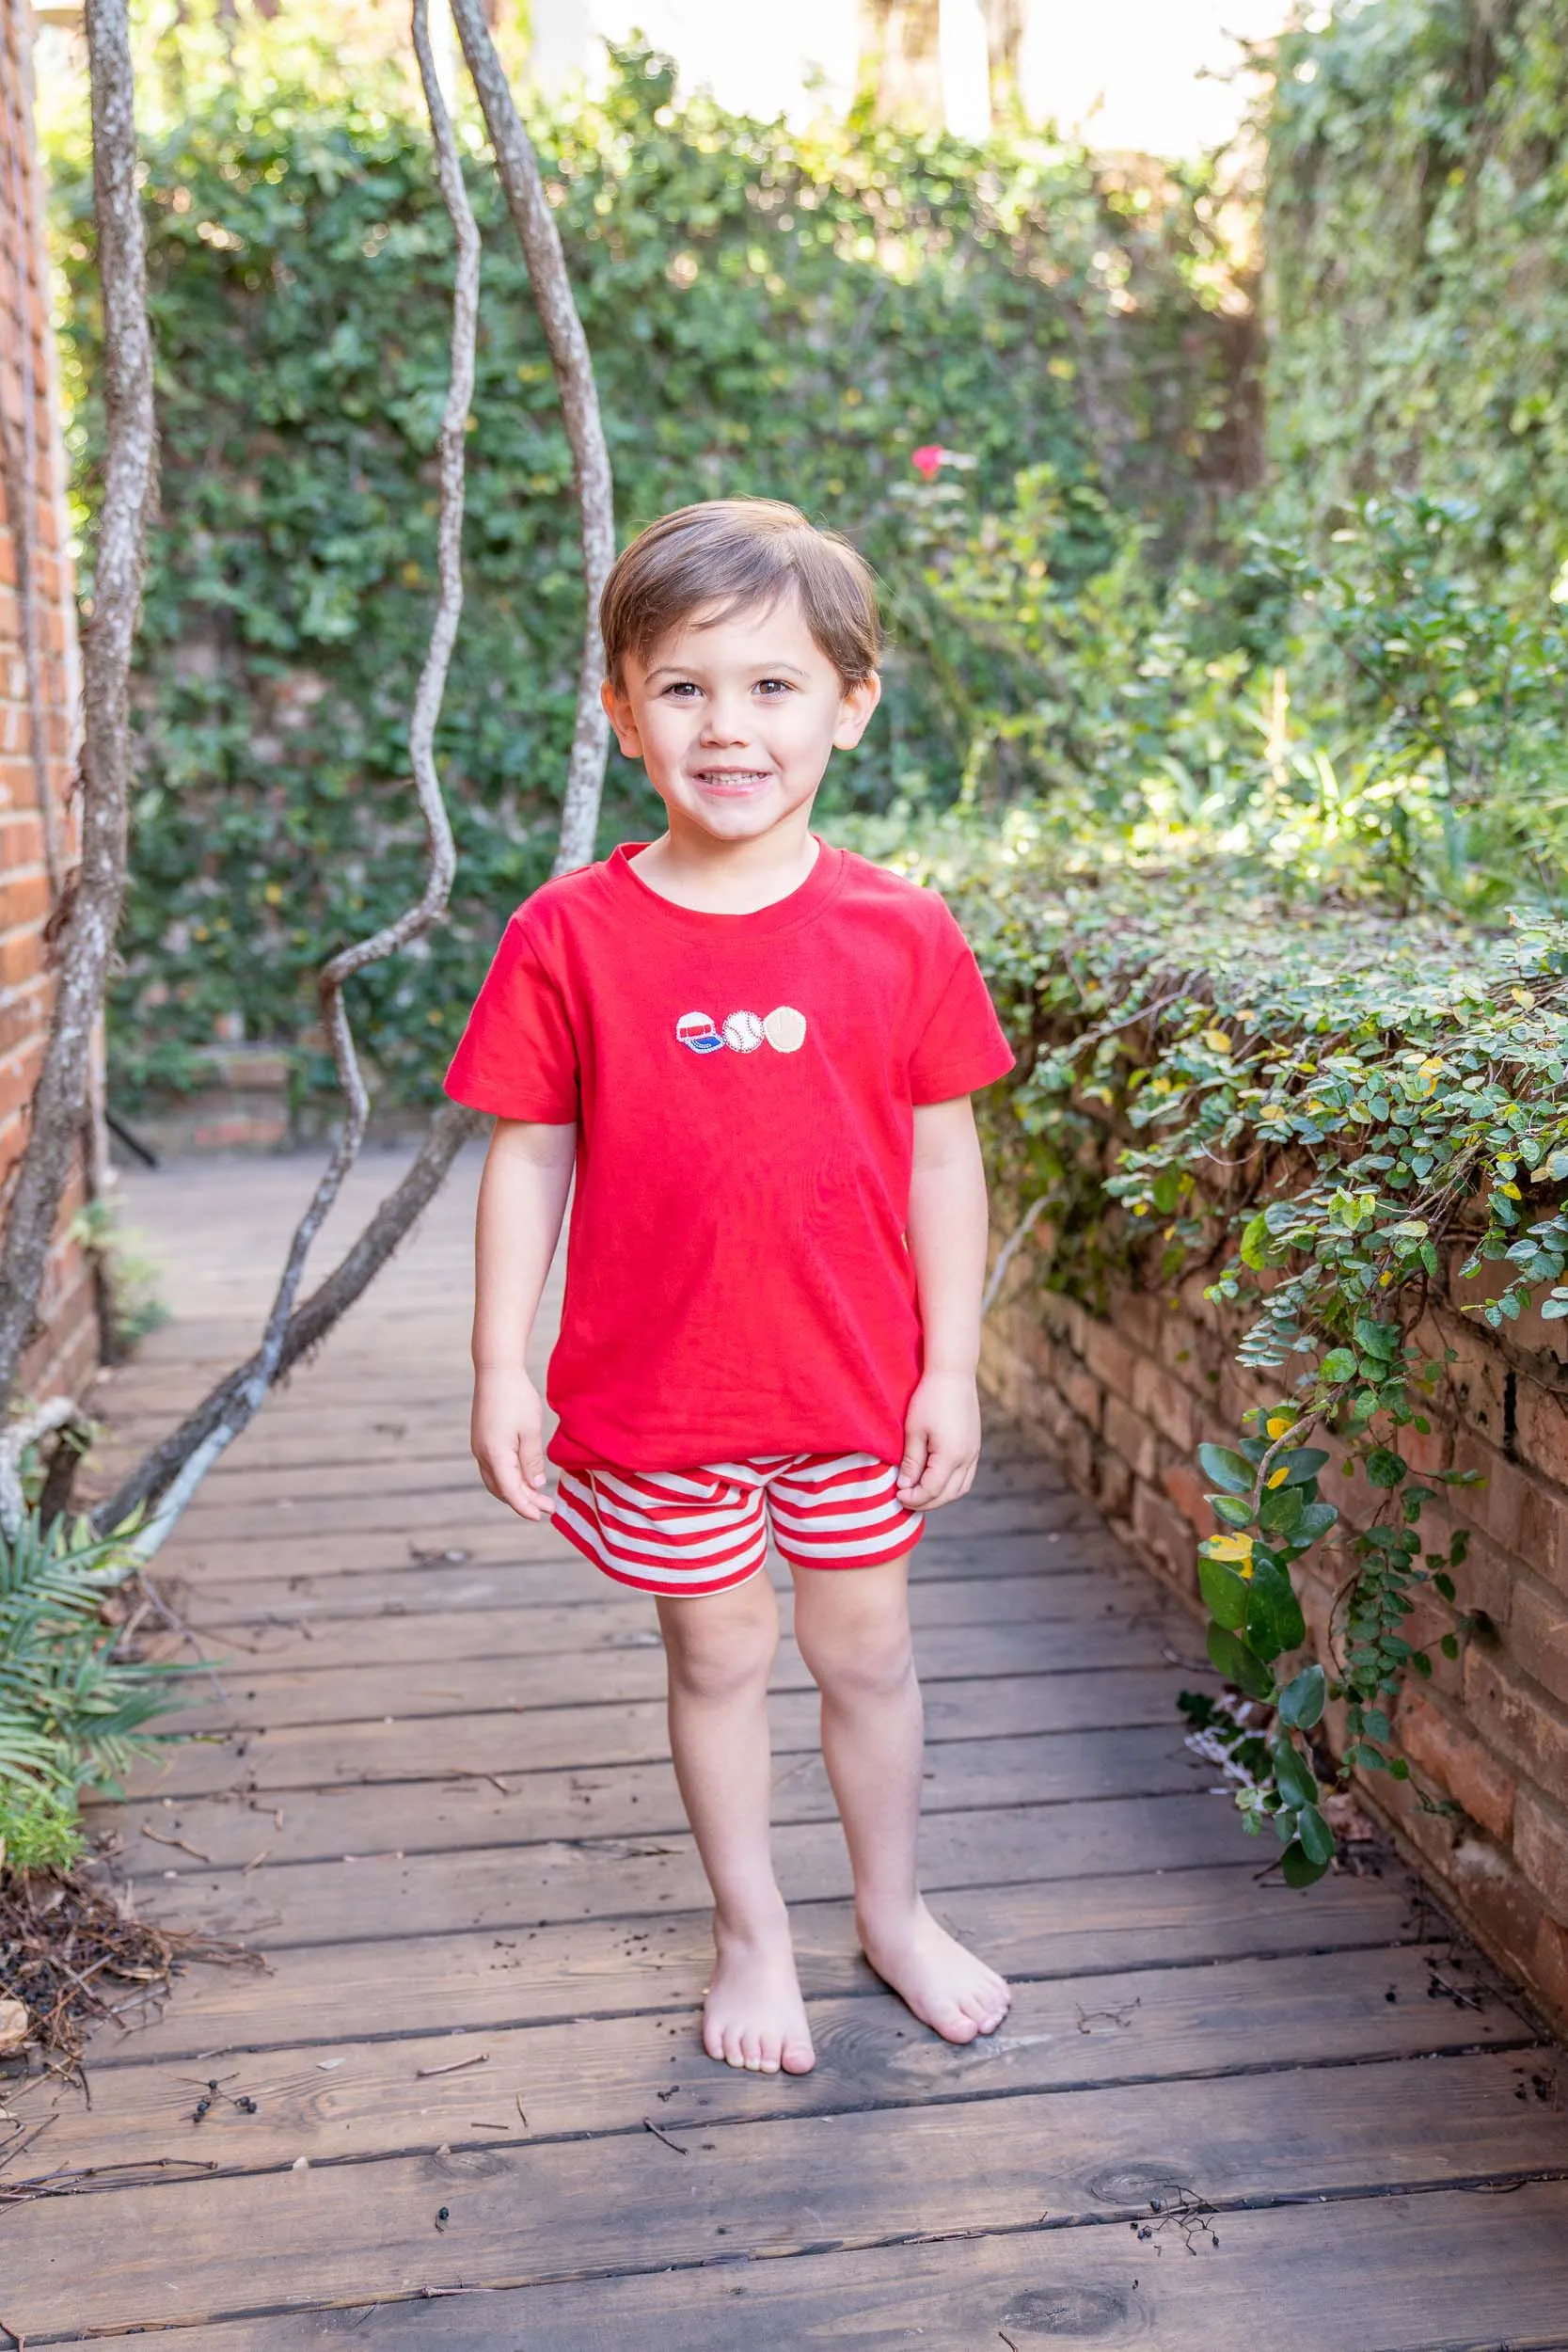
907;916;1016;1104
444;909;579;1123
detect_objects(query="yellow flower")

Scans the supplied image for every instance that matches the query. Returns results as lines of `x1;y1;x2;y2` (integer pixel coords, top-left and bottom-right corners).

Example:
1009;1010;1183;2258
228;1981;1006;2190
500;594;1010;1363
1265;1413;1293;1438
1266;1466;1290;1488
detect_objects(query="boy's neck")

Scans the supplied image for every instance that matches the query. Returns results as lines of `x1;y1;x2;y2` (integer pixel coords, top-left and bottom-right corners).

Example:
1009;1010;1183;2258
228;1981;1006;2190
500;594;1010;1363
632;806;822;915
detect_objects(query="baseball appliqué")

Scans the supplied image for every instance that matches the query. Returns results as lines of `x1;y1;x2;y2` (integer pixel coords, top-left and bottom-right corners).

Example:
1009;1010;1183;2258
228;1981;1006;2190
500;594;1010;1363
721;1010;764;1053
675;1006;808;1057
763;1006;807;1054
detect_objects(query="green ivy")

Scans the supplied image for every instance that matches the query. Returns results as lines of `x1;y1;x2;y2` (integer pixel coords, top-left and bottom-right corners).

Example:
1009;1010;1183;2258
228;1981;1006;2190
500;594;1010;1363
48;49;1241;1111
912;835;1568;1882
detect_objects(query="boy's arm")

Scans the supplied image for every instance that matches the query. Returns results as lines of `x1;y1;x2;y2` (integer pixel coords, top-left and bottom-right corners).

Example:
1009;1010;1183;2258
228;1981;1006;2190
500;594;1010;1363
471;1117;578;1521
897;1093;989;1511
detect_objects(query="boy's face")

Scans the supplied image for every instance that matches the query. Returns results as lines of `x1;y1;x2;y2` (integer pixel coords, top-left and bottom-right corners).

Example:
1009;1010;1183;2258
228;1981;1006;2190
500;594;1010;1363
601;593;880;846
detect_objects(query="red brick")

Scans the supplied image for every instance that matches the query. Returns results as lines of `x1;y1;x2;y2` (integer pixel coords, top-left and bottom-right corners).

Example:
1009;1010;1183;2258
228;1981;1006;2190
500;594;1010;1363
1092;1442;1132;1525
1113;1291;1164;1354
1513;1580;1568;1710
1514;1788;1568;1928
1512;1378;1568;1486
1104;1392;1156;1484
1161;1457;1212;1540
1132;1475;1196;1588
1464;1649;1568;1799
1084;1318;1138;1401
1132;1357;1200;1452
1396;1692;1515;1840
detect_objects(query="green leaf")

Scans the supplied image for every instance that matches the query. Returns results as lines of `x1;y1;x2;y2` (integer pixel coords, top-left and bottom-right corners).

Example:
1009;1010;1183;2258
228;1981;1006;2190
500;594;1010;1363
1280;1839;1333;1889
1319;1347;1356;1382
1275;1446;1331;1486
1245;1558;1307;1661
1240;1212;1271;1270
1272;1735;1318;1810
1292;1501;1340;1544
1212;1493;1255;1528
1197;1443;1255;1496
1295;1803;1336;1867
1198;1556;1251;1632
1206;1622;1275;1701
1276;1662;1326;1730
1365;1446;1407;1488
1354;1315;1399;1359
1259;1482;1305;1536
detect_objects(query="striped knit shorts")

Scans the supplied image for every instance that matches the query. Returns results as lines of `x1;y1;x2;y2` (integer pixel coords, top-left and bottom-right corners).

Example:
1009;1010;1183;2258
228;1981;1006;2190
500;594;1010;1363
552;1452;925;1598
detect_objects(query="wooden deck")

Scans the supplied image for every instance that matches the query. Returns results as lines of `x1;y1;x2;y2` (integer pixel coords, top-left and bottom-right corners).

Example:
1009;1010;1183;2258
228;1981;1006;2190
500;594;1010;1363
5;1147;1568;2347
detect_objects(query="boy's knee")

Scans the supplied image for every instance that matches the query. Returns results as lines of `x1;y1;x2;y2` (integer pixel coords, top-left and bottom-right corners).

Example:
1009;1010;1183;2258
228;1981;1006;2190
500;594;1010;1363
796;1598;914;1703
661;1593;777;1701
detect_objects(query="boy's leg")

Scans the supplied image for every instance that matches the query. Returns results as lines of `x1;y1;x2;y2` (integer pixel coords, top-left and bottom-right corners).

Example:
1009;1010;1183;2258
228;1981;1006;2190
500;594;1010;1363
656;1574;816;2076
790;1553;1011;2043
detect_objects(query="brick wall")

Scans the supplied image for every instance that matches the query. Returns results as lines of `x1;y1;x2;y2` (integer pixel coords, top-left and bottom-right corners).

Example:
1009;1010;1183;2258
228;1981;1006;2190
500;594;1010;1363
1;0;98;1401
981;1176;1568;2037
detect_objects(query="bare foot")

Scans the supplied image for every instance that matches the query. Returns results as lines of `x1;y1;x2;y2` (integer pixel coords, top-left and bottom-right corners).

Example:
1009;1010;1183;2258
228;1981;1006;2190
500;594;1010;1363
858;1899;1011;2043
703;1913;816;2075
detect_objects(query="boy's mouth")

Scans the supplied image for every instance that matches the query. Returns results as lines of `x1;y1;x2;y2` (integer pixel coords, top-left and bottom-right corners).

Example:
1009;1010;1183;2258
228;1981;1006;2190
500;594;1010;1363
692;767;773;794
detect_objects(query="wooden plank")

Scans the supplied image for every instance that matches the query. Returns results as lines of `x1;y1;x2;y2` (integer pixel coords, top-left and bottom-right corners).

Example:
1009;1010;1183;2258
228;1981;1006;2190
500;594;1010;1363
154;1523;1132;1607
175;1562;1170;1638
106;1724;1212;1868
77;1865;1426;2065
72;2183;1568;2352
5;2052;1562;2340
119;1793;1259;1949
128;1664;1193;1774
172;1610;1202;1686
7;1945;1528;2193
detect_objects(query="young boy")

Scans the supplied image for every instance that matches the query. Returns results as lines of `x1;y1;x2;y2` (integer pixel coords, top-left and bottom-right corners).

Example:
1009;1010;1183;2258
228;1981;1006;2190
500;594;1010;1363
446;498;1015;2078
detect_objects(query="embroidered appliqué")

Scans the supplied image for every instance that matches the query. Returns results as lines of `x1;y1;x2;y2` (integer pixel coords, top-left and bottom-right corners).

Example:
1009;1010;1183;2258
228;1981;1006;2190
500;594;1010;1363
763;1005;807;1054
721;1011;764;1053
675;1010;724;1056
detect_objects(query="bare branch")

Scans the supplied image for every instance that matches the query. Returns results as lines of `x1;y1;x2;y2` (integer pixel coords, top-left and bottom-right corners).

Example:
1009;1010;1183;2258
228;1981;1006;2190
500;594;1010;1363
0;1397;84;1542
102;1;481;1561
96;1101;483;1536
448;0;614;875
0;0;153;1421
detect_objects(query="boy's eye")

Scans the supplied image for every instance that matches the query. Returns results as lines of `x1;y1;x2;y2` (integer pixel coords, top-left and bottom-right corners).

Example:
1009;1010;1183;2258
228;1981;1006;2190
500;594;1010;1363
754;678;795;696
661;681;701;698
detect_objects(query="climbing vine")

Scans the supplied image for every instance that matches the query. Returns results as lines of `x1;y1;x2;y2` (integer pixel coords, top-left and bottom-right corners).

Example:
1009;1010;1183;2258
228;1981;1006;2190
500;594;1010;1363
927;847;1568;1883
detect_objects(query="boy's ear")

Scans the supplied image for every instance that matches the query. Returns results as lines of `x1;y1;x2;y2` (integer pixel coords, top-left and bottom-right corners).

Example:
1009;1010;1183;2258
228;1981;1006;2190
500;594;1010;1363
832;670;882;752
600;675;642;758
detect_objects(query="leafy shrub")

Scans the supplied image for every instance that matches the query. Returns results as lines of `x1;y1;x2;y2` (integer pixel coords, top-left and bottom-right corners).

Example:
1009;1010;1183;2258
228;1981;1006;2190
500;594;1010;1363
48;47;1244;1111
0;1781;86;1876
911;829;1568;1879
0;1510;188;1820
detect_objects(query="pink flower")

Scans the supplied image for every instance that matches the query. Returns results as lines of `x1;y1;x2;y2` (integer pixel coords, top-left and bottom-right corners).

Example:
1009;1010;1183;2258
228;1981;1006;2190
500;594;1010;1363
911;444;948;480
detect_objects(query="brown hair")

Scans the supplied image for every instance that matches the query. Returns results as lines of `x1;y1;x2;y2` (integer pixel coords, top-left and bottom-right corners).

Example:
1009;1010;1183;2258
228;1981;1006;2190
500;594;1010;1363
599;499;882;689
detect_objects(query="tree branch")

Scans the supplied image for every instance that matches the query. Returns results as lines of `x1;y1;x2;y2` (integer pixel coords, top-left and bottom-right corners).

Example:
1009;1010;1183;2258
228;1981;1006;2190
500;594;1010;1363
100;0;481;1559
448;0;614;876
0;0;153;1421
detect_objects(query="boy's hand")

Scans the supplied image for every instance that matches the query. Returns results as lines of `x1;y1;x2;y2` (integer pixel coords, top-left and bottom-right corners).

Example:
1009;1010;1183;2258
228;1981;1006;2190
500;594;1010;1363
472;1367;554;1521
895;1369;982;1511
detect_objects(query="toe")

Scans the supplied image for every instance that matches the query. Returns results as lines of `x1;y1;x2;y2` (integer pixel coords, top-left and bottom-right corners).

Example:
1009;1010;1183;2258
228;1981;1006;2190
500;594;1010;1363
782;2036;816;2075
757;2033;783;2074
703;2016;725;2064
722;2027;746;2069
740;2030;764;2071
936;2005;979;2044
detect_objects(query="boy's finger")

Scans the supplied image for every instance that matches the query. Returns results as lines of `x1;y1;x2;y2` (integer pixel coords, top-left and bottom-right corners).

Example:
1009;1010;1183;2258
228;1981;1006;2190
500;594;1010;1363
519;1430;550;1491
895;1428;929;1493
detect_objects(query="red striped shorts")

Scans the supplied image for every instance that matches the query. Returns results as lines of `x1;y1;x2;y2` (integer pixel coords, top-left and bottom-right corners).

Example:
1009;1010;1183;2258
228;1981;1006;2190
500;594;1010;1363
552;1451;925;1598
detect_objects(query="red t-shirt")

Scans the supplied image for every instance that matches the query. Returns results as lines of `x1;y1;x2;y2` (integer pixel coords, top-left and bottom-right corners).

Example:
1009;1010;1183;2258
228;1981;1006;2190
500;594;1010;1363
444;839;1015;1470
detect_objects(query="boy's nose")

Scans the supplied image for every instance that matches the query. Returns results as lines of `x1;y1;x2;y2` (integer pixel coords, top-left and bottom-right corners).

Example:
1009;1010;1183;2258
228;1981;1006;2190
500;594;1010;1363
699;702;752;746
